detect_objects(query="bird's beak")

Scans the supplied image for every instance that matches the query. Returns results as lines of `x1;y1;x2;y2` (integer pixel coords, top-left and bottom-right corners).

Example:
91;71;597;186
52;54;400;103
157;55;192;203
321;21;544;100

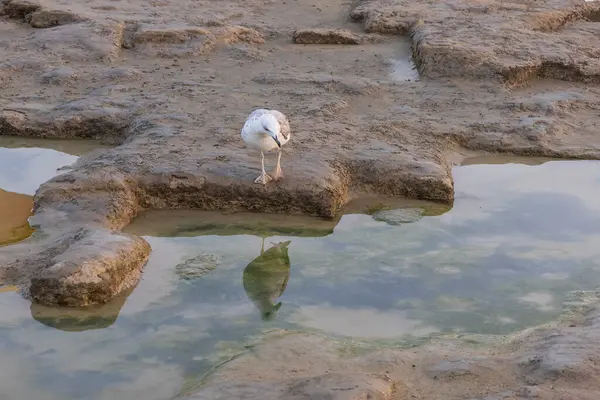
265;129;281;147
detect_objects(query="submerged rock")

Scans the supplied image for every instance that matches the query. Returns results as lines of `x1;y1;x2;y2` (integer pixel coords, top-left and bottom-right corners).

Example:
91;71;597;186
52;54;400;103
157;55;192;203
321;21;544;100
185;331;397;400
183;298;600;399
188;373;394;400
175;253;220;280
371;207;424;225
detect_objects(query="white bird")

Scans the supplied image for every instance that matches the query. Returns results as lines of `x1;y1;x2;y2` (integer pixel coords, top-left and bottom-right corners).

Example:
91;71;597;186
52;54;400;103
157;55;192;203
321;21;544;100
241;108;291;185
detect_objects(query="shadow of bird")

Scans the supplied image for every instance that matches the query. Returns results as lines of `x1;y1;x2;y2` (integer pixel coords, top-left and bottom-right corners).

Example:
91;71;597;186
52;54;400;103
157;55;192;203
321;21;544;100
242;238;291;321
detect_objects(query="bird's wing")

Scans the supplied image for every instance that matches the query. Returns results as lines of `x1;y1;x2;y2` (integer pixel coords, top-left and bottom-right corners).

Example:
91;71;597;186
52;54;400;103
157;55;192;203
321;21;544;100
247;109;268;122
269;110;291;140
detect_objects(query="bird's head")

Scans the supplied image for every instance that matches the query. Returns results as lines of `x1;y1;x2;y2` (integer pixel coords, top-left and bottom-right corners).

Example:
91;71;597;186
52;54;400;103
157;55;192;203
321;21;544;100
261;114;281;148
260;302;283;321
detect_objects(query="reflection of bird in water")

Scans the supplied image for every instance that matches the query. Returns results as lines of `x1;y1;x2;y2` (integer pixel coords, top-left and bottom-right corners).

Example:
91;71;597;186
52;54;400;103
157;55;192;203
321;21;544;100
242;238;291;321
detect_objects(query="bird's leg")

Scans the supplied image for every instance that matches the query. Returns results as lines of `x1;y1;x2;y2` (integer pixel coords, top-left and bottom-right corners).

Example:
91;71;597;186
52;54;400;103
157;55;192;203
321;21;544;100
273;148;284;181
254;151;272;185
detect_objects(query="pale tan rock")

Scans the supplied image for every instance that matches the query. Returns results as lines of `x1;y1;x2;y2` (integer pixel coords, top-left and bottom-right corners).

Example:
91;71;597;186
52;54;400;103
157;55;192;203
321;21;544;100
28;228;150;306
8;20;125;62
293;28;364;44
132;24;211;44
28;9;88;28
3;0;40;19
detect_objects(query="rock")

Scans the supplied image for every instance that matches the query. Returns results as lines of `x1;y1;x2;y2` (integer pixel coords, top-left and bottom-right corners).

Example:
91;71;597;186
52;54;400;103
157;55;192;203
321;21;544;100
469;391;514;400
185;381;286;400
99;66;141;81
189;373;393;400
132;26;214;57
40;67;78;85
426;358;478;379
130;24;263;57
9;20;124;62
519;322;600;384
177;300;600;399
3;0;40;19
185;331;398;399
252;72;381;95
211;25;264;45
27;229;151;306
132;24;211;45
293;28;364;44
371;207;424;225
514;386;540;398
28;9;88;28
354;0;600;86
0;97;137;142
283;373;394;400
174;253;220;280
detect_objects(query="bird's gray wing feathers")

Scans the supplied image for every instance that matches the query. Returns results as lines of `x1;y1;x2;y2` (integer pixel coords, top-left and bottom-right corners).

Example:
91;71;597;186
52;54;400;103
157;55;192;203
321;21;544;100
247;109;268;122
269;110;290;141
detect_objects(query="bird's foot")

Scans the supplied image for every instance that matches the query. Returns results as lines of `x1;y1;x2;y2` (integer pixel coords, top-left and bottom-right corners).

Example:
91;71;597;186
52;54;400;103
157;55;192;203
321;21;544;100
273;167;284;181
254;172;273;185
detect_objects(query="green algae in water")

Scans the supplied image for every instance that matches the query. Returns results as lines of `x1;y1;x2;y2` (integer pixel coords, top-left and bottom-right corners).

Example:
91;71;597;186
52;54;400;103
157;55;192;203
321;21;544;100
3;160;600;399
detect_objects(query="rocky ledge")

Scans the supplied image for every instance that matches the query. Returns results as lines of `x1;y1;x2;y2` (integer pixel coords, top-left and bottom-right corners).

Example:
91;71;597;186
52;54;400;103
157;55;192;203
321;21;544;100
185;292;600;399
1;0;600;307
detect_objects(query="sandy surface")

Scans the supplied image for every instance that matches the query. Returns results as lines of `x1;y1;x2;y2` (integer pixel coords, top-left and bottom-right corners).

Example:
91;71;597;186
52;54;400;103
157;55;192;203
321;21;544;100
0;189;33;246
1;0;600;396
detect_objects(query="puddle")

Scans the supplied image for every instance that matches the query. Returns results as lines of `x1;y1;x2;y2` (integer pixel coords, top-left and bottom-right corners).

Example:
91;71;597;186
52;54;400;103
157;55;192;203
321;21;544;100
3;159;600;399
254;37;418;86
0;136;106;245
386;41;420;82
388;57;420;81
0;189;34;246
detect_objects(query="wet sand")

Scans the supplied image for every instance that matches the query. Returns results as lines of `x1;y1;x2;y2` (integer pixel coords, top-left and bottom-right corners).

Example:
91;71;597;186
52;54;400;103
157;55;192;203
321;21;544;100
0;189;33;246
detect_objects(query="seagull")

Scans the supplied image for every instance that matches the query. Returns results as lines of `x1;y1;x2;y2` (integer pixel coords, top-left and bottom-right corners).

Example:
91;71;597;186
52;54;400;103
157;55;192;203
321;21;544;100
241;108;291;185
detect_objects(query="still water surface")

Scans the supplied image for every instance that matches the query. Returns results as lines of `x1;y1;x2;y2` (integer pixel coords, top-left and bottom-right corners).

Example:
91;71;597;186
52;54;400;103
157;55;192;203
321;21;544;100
0;137;104;245
1;155;600;399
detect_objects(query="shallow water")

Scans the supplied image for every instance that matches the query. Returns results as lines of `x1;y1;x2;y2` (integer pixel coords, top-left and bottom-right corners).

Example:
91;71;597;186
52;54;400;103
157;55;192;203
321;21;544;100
2;159;600;399
0;136;105;245
387;40;420;82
